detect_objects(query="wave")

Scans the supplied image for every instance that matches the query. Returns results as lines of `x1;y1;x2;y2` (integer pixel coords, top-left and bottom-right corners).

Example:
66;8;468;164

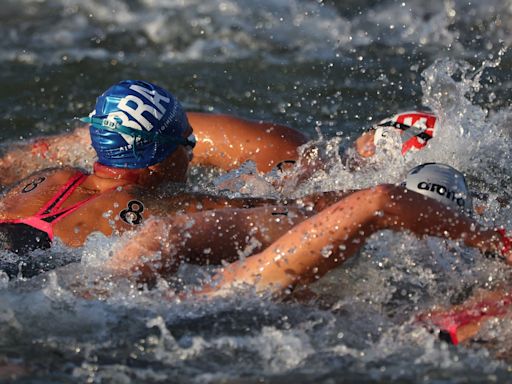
1;0;511;64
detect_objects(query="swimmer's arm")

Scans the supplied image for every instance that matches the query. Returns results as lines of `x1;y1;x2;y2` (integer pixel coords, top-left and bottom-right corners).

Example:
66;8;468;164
188;112;308;173
160;194;279;213
163;190;351;214
0;127;93;186
106;204;302;282
0;113;307;186
197;185;503;297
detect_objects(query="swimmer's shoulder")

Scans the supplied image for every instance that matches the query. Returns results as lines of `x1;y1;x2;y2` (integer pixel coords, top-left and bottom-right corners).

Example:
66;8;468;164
2;166;86;197
118;183;192;213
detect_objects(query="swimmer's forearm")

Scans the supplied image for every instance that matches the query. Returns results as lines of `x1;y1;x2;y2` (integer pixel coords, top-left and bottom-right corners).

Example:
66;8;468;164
376;186;501;254
205;186;388;294
206;185;505;295
0;126;93;185
163;194;279;213
106;218;179;282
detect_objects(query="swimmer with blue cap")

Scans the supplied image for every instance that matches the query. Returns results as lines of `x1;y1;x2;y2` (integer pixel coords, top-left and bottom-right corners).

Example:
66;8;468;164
0;80;206;270
78;80;198;185
0;80;305;274
81;80;197;171
0;82;307;186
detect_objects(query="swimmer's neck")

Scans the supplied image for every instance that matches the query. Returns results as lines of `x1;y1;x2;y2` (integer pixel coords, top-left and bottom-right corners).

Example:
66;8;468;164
87;162;145;190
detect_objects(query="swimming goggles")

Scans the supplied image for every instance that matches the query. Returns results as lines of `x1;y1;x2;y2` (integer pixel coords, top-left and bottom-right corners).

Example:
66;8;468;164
80;116;197;148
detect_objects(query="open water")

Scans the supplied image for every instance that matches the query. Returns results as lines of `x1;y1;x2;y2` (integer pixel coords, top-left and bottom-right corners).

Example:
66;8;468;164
1;0;512;382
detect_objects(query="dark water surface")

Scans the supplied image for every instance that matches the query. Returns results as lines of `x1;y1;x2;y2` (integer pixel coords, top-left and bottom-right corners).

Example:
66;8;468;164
2;0;512;382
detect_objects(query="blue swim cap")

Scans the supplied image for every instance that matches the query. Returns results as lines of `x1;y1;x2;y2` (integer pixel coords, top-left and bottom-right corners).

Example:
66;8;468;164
82;80;194;169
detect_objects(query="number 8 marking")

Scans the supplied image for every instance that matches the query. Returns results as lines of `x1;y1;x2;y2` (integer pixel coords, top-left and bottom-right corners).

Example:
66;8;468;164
120;200;145;225
22;176;46;193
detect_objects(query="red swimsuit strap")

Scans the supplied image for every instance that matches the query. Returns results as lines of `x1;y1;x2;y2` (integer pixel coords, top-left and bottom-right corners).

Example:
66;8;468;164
0;171;95;241
38;193;99;225
37;172;88;215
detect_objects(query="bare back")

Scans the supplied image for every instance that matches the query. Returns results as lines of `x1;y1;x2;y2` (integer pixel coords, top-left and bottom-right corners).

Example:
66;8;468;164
0;168;167;247
0;167;289;249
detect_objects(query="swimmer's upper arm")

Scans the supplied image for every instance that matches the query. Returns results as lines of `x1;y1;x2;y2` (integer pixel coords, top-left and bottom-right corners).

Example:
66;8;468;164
0;126;94;186
33;125;92;154
187;112;308;173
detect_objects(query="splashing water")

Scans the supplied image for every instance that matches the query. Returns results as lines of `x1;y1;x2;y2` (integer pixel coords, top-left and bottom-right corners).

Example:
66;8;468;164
2;1;512;382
